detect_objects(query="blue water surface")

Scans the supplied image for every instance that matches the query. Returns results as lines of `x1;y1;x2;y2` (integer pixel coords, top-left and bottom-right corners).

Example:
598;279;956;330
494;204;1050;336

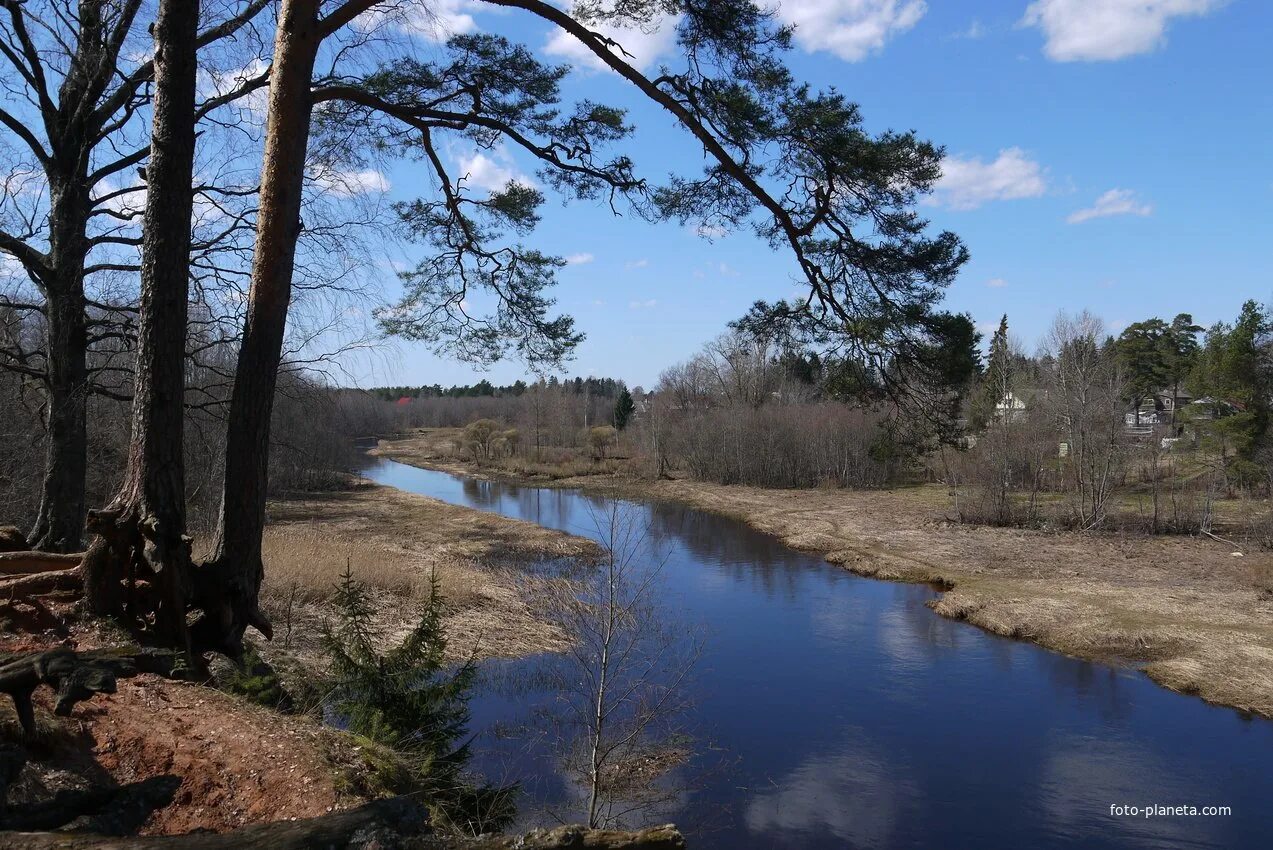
361;457;1273;849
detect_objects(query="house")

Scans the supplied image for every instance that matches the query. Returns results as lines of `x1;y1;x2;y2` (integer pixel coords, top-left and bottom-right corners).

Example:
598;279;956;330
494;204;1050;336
1125;387;1195;428
993;390;1031;422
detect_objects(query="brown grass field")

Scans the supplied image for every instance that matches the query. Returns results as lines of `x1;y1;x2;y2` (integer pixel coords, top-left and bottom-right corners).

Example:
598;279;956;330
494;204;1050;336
375;429;1273;718
259;478;598;666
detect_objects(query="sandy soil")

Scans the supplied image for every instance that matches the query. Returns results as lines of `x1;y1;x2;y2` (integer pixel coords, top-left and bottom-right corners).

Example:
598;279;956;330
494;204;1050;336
375;431;1273;719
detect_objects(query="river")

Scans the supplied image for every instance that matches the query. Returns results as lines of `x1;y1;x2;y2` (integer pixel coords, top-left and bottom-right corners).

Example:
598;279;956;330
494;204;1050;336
360;456;1273;849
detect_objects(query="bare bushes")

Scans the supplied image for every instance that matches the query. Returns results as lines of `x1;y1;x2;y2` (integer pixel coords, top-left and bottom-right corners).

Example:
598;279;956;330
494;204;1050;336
270;382;394;493
950;408;1055;527
678;403;891;489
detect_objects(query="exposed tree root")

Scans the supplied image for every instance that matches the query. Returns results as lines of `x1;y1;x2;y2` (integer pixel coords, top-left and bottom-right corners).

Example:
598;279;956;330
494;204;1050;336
0;552;82;576
0;800;686;848
0;599;68;637
0;568;82;599
0;741;180;835
0;796;427;849
0;647;184;736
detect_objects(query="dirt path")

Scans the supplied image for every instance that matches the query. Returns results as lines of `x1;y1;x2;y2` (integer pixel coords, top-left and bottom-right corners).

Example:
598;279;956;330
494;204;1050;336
374;432;1273;719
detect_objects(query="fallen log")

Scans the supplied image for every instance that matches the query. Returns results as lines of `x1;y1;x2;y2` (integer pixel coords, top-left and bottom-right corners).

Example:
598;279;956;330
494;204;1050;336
0;647;183;735
0;568;82;599
457;824;687;849
0;805;685;849
0;552;82;576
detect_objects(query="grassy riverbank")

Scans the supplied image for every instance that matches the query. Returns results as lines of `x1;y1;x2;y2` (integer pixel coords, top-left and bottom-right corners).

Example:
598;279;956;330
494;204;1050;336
260;477;599;666
374;429;1273;719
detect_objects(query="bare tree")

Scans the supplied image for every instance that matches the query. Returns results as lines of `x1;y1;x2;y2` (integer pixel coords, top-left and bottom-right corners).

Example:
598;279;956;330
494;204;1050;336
539;504;698;829
0;0;270;550
1045;311;1127;529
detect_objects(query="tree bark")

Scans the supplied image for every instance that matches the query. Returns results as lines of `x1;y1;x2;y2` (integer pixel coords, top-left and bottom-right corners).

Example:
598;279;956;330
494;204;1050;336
80;0;200;652
198;0;320;657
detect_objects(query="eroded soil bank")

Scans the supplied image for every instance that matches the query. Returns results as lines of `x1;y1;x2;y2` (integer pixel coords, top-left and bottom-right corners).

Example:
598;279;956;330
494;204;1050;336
373;431;1273;719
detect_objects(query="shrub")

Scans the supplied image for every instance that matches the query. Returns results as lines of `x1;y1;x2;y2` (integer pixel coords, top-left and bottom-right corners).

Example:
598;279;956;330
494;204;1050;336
321;566;514;834
587;425;618;459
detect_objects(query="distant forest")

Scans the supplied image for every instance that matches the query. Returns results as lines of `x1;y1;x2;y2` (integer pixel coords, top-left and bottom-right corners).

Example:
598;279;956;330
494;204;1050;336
371;376;630;401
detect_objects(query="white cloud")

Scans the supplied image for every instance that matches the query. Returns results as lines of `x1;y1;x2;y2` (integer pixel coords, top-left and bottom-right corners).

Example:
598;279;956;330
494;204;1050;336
354;0;478;42
625;258;649;270
986;278;1008;288
545;7;680;72
719;262;739;277
403;0;478;40
200;58;270;120
628;298;658;309
1066;188;1153;224
1021;0;1222;62
776;0;927;62
0;251;24;276
564;253;595;265
456;148;534;192
929;147;1047;211
311;167;391;197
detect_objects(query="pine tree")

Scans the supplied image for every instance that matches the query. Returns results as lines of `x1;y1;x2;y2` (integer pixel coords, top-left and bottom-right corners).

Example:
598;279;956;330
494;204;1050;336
322;565;513;833
613;387;636;430
971;315;1013;430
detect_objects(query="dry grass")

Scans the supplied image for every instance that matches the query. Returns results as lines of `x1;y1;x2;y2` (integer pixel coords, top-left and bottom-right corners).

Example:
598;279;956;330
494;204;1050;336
649;479;1273;718
372;428;639;482
260;480;598;668
379;430;1273;718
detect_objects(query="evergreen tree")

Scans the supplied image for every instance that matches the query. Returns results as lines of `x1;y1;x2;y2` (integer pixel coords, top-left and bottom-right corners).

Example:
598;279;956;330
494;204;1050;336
971;315;1012;430
1163;313;1202;411
1188;301;1273;479
613;387;636;430
1115;318;1171;424
322;566;513;833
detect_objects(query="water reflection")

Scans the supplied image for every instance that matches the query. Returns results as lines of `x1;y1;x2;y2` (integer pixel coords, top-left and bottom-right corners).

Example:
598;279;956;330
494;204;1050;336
361;458;1273;849
745;728;917;849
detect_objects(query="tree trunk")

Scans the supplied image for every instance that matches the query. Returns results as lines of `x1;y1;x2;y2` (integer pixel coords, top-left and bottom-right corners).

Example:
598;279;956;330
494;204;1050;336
197;0;320;656
80;0;199;652
26;0;115;554
28;260;89;554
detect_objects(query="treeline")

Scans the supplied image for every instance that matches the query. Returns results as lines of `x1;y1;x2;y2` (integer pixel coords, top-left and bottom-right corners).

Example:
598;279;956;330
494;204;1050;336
388;377;635;437
400;300;1273;541
0;307;391;536
370;375;628;402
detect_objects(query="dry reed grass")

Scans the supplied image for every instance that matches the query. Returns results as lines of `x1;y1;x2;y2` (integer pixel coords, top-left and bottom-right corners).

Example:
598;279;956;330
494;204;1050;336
258;481;597;668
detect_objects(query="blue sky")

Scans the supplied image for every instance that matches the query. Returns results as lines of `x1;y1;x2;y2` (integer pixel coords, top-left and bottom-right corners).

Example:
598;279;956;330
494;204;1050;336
359;0;1273;390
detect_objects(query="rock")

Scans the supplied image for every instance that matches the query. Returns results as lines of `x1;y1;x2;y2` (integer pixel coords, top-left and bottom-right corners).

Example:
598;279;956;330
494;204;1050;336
0;528;27;554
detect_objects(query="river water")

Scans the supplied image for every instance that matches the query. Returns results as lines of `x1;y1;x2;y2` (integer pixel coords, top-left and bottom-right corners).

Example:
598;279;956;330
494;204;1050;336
360;457;1273;849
